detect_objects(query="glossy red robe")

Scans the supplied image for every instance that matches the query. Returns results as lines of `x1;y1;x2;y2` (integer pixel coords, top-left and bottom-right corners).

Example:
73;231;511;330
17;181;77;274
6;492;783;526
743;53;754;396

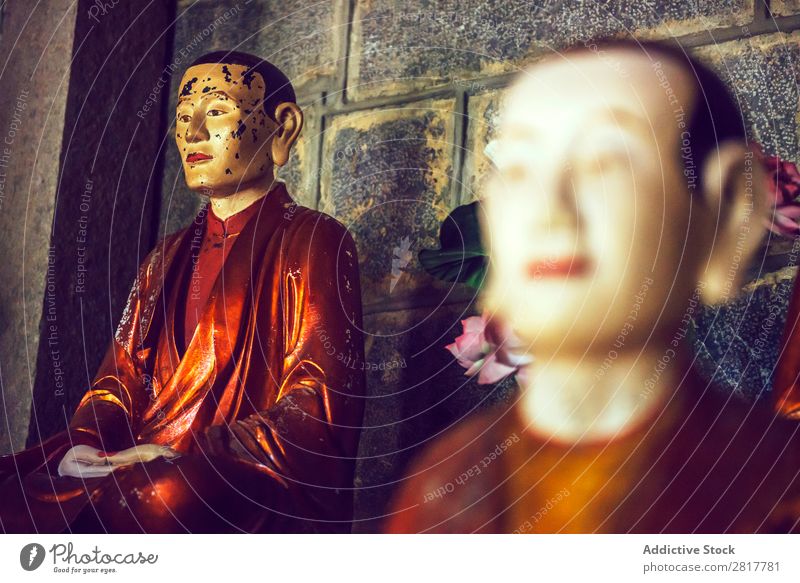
774;274;800;419
180;195;262;351
386;366;800;533
0;183;366;533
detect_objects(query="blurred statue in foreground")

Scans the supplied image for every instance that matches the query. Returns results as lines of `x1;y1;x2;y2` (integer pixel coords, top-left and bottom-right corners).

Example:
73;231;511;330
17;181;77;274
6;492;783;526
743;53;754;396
387;39;800;533
0;51;365;533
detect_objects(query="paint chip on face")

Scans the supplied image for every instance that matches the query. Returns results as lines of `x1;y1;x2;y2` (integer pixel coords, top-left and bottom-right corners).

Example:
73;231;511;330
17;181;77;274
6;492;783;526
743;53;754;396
180;77;198;97
242;68;256;89
176;63;282;193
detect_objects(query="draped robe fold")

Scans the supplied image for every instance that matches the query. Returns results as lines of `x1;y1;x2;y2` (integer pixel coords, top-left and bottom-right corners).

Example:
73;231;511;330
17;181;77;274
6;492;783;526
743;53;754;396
0;183;366;533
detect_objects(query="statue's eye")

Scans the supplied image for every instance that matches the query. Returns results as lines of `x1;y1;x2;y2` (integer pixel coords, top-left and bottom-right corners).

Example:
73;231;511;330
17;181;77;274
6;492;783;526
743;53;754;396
207;109;225;117
178;114;191;123
576;151;629;176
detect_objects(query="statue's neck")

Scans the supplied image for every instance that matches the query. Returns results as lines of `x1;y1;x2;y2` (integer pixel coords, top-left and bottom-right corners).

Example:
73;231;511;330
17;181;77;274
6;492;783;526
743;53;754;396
208;172;277;220
518;343;685;444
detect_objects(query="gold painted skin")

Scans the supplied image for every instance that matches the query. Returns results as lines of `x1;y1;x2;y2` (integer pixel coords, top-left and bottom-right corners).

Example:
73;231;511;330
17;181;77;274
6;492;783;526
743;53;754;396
0;59;364;533
175;62;303;218
176;63;275;194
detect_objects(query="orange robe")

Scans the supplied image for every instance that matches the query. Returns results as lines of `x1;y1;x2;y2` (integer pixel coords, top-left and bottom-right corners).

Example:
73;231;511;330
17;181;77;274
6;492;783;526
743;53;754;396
0;183;365;533
774;275;800;419
386;367;800;533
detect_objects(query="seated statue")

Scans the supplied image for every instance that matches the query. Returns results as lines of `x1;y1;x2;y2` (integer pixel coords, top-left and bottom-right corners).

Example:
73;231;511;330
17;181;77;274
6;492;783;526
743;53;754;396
0;51;365;533
386;39;800;533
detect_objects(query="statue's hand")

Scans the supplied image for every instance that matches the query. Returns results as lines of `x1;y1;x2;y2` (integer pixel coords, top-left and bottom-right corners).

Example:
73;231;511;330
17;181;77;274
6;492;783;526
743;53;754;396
58;444;181;478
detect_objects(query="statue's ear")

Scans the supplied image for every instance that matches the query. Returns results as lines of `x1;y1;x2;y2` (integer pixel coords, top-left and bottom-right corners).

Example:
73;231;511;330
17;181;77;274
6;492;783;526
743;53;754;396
697;142;768;305
270;102;303;167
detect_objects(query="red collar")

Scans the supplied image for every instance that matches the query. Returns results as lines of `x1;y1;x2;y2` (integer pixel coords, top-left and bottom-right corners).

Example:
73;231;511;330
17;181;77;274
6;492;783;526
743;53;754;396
207;200;260;239
206;185;280;238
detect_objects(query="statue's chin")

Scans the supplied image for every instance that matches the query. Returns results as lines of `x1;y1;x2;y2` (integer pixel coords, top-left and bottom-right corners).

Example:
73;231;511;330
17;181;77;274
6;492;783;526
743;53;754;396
185;179;232;198
185;170;274;198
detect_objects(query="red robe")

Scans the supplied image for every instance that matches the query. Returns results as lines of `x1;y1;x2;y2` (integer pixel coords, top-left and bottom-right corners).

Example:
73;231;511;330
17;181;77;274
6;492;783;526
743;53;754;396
180;195;262;352
0;182;365;533
386;366;800;533
774;274;800;419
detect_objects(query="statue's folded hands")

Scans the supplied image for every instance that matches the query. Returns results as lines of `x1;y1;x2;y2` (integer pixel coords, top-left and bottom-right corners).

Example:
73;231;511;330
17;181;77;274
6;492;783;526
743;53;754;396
58;444;181;479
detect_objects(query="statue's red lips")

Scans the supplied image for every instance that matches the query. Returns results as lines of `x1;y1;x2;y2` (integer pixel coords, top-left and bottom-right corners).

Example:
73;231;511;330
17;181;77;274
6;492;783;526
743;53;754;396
527;256;590;278
187;152;213;163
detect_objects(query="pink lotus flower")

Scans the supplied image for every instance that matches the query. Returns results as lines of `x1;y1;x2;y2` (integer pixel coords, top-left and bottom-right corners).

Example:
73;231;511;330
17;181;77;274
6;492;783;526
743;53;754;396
446;312;533;384
754;143;800;237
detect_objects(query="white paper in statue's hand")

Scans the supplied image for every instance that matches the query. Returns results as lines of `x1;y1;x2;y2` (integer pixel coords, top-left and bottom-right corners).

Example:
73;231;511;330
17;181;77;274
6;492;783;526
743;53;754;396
58;444;181;478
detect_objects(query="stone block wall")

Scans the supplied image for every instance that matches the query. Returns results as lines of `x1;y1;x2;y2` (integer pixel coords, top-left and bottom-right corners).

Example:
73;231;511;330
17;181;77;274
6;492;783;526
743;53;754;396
158;0;800;532
0;1;175;456
0;0;78;456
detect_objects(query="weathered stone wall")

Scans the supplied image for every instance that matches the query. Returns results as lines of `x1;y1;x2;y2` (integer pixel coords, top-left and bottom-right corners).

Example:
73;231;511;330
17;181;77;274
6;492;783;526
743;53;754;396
0;1;176;454
155;0;800;532
0;1;78;455
24;1;176;449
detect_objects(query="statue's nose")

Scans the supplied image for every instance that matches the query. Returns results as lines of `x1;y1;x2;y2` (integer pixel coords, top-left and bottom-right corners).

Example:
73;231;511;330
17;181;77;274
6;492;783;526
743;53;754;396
185;114;209;143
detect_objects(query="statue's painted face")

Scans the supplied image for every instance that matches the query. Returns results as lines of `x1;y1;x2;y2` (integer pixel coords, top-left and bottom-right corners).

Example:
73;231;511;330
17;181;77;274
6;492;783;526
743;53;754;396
482;50;702;354
176;63;278;195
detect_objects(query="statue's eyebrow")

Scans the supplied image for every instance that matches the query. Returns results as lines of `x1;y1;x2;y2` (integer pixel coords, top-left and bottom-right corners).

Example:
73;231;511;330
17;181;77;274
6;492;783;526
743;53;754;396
201;89;236;102
501;106;650;142
584;107;652;138
178;90;236;104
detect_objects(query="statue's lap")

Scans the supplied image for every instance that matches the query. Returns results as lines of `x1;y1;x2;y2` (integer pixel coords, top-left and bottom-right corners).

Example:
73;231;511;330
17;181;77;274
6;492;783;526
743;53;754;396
73;453;275;533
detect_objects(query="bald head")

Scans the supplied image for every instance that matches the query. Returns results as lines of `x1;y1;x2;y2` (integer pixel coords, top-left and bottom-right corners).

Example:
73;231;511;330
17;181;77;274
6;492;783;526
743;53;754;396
497;47;698;189
499;40;746;193
481;39;764;355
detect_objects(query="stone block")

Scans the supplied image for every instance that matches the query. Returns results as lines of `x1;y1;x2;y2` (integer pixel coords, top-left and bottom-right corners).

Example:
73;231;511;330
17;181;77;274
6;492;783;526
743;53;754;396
348;0;753;100
204;0;346;95
771;0;800;17
320;99;459;307
692;32;800;162
352;301;518;532
463;88;503;203
0;0;77;454
693;266;797;400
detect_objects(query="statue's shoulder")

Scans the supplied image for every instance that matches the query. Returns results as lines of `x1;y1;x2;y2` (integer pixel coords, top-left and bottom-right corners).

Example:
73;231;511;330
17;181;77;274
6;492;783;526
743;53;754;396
386;404;515;533
285;203;355;248
418;404;516;472
691;376;800;474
